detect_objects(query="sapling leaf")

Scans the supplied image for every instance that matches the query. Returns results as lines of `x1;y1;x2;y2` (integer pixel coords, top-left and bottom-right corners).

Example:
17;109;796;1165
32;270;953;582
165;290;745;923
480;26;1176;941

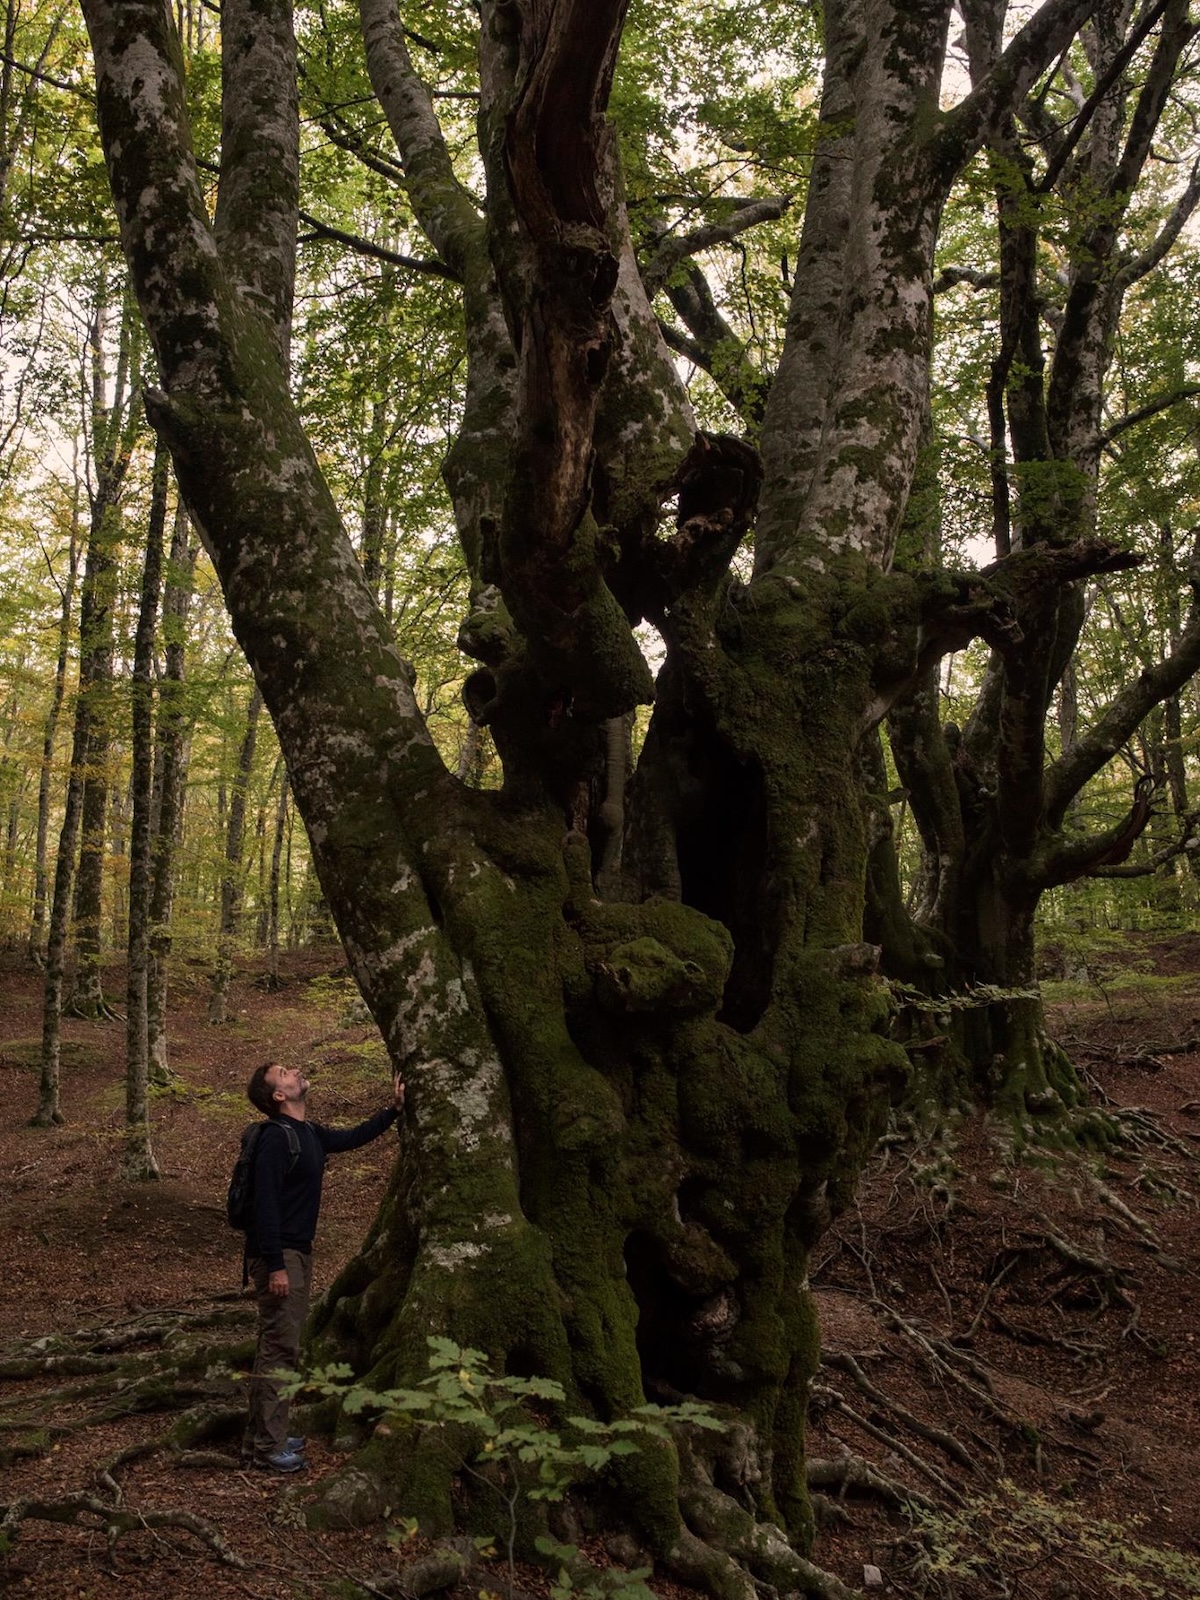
426;1335;461;1361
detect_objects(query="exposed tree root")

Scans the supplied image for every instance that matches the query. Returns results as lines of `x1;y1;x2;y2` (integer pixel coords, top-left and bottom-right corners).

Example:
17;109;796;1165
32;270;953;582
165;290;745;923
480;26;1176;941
353;1541;475;1599
62;993;121;1022
675;1480;867;1600
821;1350;977;1471
985;1309;1104;1365
0;1490;245;1568
0;1303;252;1371
1065;1033;1200;1070
1027;1228;1137;1308
807;1454;936;1514
0;1352;131;1379
1080;1170;1180;1260
811;1383;966;1504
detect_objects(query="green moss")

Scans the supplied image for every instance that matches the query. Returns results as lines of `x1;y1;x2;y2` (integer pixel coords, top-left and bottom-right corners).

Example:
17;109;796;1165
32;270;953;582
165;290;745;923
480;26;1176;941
609;1431;681;1554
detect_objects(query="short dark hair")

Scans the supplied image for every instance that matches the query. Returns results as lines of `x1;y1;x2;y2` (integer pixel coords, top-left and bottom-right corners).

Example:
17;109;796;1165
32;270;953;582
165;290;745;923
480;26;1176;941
247;1062;282;1117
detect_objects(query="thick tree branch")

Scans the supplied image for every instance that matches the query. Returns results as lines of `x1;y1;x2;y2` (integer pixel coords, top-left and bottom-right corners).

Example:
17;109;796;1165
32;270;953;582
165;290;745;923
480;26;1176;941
1116;156;1200;290
1101;1;1196;218
358;0;484;275
659;319;706;367
1034;0;1172;195
297;208;461;279
936;0;1101;175
1089;811;1200;877
484;0;655;717
886;672;965;925
933;264;1000;294
1100;383;1200;447
1032;774;1158;887
1044;575;1200;827
641;196;791;293
213;0;299;359
655;259;769;426
506;0;627;237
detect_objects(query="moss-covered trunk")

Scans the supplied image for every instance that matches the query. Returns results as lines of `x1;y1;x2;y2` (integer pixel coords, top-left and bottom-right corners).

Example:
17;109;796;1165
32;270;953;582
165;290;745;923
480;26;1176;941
80;0;1107;1585
310;596;903;1548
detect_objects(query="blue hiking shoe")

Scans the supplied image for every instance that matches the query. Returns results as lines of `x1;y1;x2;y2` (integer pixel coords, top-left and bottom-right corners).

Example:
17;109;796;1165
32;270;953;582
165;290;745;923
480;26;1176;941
286;1436;306;1452
255;1448;307;1473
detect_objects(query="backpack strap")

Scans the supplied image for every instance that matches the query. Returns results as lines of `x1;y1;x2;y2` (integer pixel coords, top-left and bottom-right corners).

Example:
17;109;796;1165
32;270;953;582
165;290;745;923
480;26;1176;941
280;1119;301;1169
242;1122;302;1288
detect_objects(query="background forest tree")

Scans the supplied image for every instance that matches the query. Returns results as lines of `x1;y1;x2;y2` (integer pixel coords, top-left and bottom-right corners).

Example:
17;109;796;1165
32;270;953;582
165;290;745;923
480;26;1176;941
6;0;1200;1590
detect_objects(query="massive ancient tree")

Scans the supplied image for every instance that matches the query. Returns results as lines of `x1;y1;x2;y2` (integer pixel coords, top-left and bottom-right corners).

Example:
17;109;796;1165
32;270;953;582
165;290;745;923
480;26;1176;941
79;0;1182;1585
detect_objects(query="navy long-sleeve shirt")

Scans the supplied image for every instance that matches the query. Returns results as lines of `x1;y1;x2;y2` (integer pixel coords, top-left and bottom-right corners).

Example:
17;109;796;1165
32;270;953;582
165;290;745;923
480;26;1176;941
247;1107;397;1272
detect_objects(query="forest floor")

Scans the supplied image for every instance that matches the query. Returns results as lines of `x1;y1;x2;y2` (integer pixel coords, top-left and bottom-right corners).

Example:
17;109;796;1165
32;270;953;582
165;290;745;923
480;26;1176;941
1;936;1199;1600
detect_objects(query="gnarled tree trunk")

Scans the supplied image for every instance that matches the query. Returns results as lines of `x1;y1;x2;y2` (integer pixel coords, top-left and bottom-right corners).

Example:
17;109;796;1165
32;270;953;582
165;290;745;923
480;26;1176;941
82;0;1112;1583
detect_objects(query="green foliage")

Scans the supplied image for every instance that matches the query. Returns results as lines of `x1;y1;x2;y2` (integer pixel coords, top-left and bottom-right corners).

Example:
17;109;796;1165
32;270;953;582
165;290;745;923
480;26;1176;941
887;979;1042;1014
535;1535;655;1600
293;1338;721;1589
911;1480;1200;1597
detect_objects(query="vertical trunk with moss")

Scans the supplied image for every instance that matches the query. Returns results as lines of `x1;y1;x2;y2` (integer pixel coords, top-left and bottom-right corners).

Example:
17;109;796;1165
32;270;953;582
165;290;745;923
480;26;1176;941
209;686;262;1023
146;506;196;1085
69;288;141;1018
124;444;170;1181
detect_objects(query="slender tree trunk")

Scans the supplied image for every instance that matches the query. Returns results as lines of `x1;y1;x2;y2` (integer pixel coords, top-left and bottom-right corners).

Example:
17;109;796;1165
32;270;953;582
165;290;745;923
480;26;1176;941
0;674;25;931
38;274;142;1118
147;505;197;1085
123;443;169;1181
209;684;262;1022
66;494;121;1018
69;286;141;1018
265;769;288;987
30;489;82;959
35;696;89;1126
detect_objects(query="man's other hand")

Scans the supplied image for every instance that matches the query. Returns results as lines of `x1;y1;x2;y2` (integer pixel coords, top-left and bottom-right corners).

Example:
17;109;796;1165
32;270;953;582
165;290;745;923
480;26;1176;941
268;1269;290;1297
393;1074;405;1111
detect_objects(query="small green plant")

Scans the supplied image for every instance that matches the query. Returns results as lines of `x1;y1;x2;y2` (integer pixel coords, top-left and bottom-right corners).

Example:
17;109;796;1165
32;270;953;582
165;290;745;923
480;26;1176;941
292;1337;721;1596
536;1534;654;1600
911;1480;1200;1597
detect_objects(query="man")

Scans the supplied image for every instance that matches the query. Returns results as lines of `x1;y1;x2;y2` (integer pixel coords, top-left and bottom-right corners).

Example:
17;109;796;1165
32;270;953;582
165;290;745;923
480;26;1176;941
242;1060;405;1472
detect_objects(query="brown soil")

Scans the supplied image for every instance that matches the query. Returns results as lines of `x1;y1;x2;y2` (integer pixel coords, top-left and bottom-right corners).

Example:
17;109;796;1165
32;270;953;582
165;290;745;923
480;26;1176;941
1;935;1199;1600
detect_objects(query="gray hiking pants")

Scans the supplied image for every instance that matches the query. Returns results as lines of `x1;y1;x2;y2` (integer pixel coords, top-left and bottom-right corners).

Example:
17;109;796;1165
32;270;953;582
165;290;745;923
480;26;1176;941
244;1248;311;1460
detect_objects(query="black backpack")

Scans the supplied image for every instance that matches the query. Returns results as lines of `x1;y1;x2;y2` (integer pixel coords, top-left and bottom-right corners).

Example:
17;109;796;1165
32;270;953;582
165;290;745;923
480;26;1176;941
226;1119;301;1231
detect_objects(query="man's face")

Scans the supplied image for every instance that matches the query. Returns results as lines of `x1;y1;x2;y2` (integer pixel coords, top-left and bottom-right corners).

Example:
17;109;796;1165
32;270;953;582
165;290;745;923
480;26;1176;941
268;1064;309;1107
